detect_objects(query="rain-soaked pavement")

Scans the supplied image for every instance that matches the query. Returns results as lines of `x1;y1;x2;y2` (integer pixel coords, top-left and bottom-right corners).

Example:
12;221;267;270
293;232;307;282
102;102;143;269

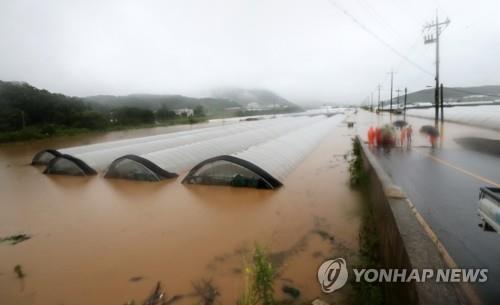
0;117;362;305
356;110;500;305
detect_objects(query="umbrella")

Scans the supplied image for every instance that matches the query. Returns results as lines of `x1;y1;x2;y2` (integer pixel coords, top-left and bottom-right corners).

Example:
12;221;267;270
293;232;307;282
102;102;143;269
420;125;440;137
392;120;407;128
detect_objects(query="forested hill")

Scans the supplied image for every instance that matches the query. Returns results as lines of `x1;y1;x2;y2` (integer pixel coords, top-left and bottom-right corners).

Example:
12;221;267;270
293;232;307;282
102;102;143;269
0;81;300;142
83;94;240;116
0;81;93;132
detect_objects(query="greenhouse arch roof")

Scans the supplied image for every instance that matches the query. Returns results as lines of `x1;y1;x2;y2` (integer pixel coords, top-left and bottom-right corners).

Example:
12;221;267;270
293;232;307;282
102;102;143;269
182;155;283;189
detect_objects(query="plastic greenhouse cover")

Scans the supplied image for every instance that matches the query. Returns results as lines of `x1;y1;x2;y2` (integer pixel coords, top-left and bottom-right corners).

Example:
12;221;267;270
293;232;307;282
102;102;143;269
44;118;274;158
46;118;291;172
230;115;341;181
407;105;500;131
105;115;326;178
181;115;342;188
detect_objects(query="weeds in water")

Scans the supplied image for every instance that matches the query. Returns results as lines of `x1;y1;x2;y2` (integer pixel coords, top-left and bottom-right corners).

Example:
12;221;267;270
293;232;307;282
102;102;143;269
239;245;275;305
192;279;219;305
14;264;25;279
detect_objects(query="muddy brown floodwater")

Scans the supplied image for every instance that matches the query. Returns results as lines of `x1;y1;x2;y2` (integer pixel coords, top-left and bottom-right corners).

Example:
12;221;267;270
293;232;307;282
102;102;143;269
0;120;362;305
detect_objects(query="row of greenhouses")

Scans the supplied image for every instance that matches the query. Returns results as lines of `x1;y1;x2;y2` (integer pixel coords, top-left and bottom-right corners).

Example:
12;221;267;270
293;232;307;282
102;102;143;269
406;105;500;131
32;115;342;189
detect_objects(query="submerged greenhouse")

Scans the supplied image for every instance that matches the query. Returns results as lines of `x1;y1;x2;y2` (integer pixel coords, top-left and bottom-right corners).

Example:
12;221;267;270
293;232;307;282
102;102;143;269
104;116;322;181
182;116;341;189
34;118;281;176
32;124;220;165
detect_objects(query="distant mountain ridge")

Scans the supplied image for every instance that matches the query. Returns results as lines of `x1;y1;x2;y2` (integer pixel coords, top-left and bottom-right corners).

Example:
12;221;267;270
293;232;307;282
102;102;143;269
382;85;500;106
83;94;241;116
84;88;299;114
211;88;295;107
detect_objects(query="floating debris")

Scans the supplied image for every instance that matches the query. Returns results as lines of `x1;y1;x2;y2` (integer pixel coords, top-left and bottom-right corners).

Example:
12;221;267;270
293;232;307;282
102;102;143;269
14;265;25;279
1;234;31;245
129;276;144;282
192;279;219;305
313;229;335;243
311;298;330;305
124;282;188;305
282;285;300;299
143;282;166;305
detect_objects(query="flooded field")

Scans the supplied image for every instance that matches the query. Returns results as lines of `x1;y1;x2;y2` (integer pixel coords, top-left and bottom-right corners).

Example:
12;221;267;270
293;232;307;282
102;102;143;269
0;121;362;305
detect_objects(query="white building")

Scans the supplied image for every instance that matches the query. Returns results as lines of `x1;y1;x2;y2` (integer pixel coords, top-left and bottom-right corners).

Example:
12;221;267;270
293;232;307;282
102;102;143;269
174;108;194;116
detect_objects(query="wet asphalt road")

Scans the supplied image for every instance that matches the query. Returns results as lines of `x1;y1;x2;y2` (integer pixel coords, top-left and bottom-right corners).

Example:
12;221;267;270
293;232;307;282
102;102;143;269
373;145;500;305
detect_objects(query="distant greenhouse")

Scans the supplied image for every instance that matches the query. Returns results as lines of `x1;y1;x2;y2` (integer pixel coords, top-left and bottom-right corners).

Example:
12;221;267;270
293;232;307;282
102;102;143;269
407;105;500;131
182;116;341;189
104;116;321;181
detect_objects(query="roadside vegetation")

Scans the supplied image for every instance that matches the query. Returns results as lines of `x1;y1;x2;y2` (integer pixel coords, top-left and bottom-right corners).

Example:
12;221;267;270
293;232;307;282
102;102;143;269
348;138;384;305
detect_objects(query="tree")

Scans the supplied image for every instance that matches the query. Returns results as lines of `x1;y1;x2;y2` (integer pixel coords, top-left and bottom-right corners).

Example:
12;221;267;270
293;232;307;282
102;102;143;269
194;105;205;117
156;105;177;121
113;107;155;126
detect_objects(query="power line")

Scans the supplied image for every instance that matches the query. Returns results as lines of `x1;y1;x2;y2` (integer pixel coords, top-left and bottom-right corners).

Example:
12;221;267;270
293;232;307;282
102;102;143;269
355;0;409;45
326;0;434;77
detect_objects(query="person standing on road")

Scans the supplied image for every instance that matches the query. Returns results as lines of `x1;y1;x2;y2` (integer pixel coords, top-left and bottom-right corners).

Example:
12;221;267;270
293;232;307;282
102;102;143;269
406;125;413;146
400;127;406;148
368;126;375;147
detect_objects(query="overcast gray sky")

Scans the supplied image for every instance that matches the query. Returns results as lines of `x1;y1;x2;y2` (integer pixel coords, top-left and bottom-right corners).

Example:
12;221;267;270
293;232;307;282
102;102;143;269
0;0;499;104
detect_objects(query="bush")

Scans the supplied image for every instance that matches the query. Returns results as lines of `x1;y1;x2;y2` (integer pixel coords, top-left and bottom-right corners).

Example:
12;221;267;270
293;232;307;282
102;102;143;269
113;107;155;126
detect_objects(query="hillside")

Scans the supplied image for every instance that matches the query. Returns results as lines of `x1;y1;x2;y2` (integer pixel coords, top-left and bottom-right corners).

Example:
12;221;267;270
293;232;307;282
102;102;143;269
211;88;296;108
0;81;302;142
85;88;302;116
84;94;241;116
382;85;500;106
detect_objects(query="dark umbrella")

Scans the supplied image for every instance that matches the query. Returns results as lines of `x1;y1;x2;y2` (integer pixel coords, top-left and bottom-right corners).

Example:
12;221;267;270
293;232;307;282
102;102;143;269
392;120;408;128
420;125;440;137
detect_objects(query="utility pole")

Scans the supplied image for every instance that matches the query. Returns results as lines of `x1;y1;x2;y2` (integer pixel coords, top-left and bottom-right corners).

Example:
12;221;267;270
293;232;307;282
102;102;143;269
370;92;374;112
440;83;444;122
404;87;408;122
423;12;450;126
377;84;381;112
387;70;395;113
396;88;403;111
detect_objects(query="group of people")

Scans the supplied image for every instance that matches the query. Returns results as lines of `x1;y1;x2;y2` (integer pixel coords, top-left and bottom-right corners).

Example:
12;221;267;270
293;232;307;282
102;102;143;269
367;125;413;149
396;125;413;148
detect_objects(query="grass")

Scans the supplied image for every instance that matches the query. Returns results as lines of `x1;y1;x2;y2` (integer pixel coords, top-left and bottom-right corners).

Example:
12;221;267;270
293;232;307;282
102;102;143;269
348;137;368;187
239;245;276;305
348;137;384;305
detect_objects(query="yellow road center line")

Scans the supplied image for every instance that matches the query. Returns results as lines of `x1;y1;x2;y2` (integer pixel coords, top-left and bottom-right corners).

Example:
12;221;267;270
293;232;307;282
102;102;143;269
418;151;500;188
405;198;483;305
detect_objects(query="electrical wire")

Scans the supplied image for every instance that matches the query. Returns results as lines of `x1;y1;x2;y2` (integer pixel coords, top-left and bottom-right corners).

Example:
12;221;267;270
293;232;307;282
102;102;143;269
325;0;434;77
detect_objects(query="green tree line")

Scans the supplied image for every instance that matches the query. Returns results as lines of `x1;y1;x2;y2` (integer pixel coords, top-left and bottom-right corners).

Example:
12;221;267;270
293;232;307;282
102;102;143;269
0;81;205;142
